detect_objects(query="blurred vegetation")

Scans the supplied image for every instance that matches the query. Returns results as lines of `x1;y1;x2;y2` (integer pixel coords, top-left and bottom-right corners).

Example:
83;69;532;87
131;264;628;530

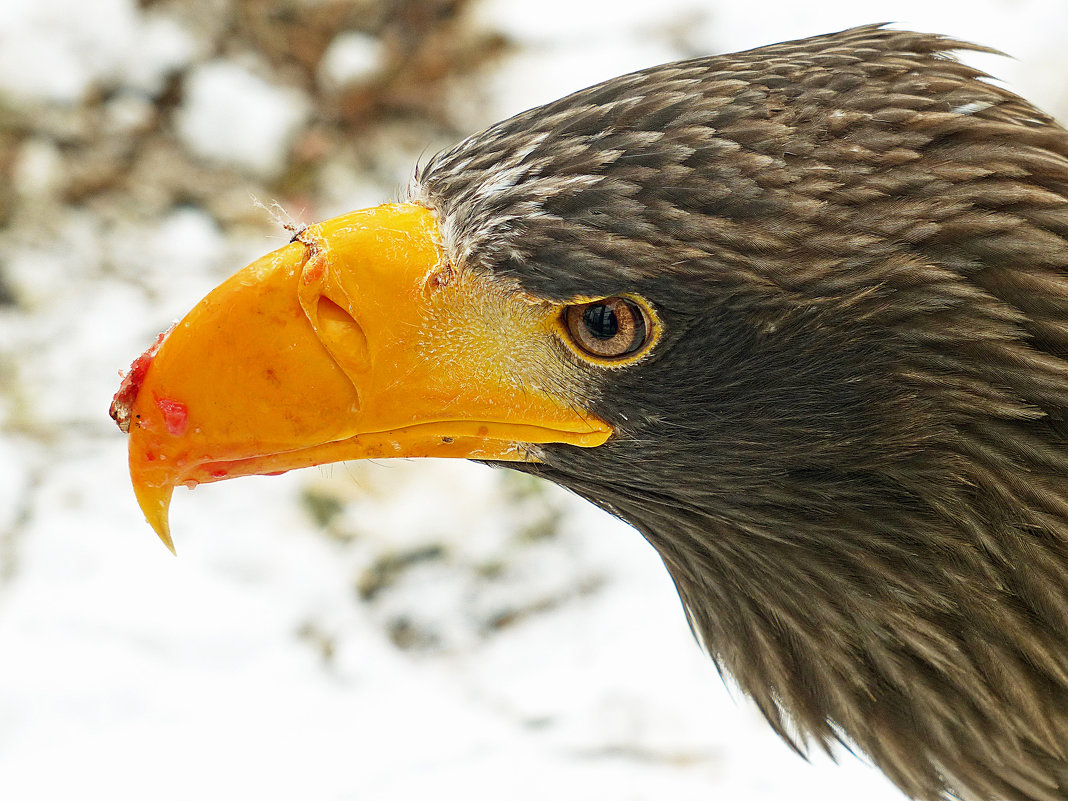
297;463;608;655
0;0;508;304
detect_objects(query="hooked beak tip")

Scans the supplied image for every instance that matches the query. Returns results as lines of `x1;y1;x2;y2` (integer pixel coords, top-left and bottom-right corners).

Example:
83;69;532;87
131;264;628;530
158;527;177;557
133;479;176;555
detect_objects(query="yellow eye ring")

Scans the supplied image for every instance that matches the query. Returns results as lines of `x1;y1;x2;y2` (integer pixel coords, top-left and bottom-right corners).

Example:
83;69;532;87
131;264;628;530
557;294;660;366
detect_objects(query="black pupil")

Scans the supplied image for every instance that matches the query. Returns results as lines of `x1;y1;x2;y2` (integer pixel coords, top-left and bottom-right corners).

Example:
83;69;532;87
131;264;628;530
583;304;618;339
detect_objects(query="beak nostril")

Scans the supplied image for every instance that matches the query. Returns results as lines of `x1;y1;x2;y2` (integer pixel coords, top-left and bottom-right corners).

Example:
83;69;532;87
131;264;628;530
315;295;371;380
316;295;352;323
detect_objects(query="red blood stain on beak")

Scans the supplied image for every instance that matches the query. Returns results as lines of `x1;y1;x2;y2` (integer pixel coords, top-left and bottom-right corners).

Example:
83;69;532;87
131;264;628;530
110;325;174;434
155;396;188;436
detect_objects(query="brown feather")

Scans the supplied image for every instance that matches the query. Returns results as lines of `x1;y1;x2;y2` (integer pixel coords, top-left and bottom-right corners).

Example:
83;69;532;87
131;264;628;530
411;25;1068;800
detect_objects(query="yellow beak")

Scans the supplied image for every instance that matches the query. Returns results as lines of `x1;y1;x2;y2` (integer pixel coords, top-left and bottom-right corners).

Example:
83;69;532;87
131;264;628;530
111;203;611;552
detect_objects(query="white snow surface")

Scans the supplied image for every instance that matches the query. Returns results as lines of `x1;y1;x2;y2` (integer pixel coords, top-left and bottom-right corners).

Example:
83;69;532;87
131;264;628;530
177;60;312;179
319;31;387;90
3;2;1067;800
0;0;196;104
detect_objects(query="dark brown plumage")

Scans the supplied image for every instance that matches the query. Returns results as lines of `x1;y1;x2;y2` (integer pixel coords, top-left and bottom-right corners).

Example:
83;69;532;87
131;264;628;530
407;25;1068;801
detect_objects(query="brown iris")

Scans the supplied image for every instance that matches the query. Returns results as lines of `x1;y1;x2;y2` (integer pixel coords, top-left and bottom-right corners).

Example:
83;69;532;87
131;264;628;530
564;297;649;359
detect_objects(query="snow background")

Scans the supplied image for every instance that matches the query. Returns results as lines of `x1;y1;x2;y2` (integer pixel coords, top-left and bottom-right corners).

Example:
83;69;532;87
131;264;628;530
1;1;1067;799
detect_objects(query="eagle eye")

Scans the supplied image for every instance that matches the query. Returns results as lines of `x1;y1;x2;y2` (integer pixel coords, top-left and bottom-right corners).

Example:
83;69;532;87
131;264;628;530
564;297;651;360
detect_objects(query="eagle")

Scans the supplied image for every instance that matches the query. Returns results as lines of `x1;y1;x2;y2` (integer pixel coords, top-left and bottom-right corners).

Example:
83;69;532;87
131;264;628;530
111;25;1068;801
